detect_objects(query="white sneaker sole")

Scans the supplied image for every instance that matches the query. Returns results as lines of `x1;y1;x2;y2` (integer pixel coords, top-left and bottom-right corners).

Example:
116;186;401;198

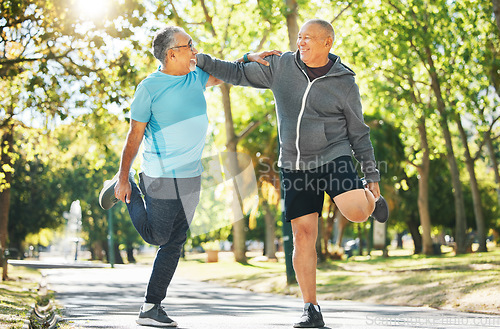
136;318;177;327
98;174;119;210
98;169;136;210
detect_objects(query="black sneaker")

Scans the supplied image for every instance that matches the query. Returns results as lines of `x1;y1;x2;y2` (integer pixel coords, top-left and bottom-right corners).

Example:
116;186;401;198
360;179;389;224
371;195;389;223
136;304;177;327
293;303;325;328
98;170;135;210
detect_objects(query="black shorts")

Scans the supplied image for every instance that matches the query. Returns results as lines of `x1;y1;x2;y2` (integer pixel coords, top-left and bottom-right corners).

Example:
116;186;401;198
280;156;364;222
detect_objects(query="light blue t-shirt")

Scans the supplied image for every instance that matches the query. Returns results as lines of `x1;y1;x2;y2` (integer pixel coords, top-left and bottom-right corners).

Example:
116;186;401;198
130;67;210;178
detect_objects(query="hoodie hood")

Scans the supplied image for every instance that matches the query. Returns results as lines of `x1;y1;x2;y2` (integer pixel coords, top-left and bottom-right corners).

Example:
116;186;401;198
294;51;356;78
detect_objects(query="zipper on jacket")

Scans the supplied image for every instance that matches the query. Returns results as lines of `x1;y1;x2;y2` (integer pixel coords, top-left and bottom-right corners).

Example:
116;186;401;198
295;71;328;169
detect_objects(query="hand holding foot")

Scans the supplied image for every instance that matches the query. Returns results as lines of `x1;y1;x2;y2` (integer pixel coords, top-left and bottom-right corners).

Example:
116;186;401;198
115;175;132;204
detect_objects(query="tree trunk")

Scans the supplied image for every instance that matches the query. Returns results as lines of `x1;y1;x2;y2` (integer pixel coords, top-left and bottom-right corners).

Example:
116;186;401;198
114;243;124;264
316;216;325;262
396;232;404;249
221;83;247;263
282;0;299;280
417;167;433;255
456;118;487;252
91;241;105;261
126;246;136;263
436;109;467;254
426;47;468;254
0;127;13;280
493;0;500;32
284;0;299;51
357;223;364;256
261;200;277;260
323;200;335;258
407;214;423;254
417;117;433;255
485;133;500;205
334;211;349;248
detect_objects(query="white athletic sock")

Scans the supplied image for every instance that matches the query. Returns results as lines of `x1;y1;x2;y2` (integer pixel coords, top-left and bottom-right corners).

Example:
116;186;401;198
142;303;155;312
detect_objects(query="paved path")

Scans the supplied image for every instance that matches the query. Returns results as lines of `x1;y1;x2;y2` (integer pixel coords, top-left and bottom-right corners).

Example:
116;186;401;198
39;265;500;329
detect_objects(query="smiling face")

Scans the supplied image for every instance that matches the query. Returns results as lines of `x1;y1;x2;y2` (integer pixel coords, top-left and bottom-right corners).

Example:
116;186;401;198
296;22;333;67
166;31;198;75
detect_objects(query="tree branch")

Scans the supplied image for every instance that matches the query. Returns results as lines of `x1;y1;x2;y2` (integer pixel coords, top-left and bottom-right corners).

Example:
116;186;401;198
229;110;274;145
0;112;15;129
331;1;354;23
254;31;268;52
472;131;488;162
238;117;264;141
387;0;429;72
405;158;419;169
166;0;187;30
219;5;235;58
0;46;73;67
199;0;217;37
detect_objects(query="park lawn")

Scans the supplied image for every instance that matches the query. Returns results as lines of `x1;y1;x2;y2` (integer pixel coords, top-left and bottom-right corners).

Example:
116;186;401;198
176;246;500;315
0;266;41;329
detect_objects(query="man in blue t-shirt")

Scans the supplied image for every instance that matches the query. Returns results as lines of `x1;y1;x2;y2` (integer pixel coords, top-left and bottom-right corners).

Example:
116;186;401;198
98;26;277;327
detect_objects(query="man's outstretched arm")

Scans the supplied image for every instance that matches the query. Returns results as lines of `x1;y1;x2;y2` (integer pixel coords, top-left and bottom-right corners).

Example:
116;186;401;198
197;50;281;89
204;50;281;88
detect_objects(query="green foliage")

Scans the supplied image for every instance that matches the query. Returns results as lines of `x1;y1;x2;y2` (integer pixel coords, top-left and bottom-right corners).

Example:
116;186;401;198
1;0;148;124
8;130;66;250
7;113;144;260
343;0;500;240
2;0;500;261
0;0;151;261
53;115;143;261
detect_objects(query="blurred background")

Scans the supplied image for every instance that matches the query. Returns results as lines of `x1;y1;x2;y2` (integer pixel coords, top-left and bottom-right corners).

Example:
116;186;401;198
1;0;499;279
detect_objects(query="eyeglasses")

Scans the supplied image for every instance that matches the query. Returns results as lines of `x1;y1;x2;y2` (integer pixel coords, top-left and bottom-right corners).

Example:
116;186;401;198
170;40;194;51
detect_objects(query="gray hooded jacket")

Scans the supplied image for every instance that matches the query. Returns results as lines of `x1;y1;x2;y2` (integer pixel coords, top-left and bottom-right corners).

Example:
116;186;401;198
197;51;380;183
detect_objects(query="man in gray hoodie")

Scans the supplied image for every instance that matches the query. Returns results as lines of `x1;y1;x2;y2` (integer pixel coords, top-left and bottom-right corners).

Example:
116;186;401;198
196;19;388;328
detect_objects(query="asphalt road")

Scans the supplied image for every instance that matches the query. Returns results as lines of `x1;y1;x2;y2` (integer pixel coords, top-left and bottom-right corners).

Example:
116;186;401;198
36;264;500;329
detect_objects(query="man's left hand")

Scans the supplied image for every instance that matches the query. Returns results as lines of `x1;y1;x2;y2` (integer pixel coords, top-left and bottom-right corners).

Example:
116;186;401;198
366;182;381;200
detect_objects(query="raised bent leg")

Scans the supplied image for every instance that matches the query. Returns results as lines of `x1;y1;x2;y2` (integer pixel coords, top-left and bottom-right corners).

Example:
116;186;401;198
333;188;375;223
126;177;182;246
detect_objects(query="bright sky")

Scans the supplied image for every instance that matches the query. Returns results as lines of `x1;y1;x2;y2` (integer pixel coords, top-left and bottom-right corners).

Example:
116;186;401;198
75;0;111;20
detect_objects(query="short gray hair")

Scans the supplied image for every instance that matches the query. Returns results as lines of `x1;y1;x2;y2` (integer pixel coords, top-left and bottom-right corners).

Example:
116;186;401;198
152;26;184;64
304;19;335;41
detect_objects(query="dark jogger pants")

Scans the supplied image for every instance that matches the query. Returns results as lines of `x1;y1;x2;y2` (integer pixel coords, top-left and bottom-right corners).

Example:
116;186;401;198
126;172;200;304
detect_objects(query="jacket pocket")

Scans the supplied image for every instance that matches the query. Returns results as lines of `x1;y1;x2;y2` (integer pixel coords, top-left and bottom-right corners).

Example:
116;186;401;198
298;120;329;156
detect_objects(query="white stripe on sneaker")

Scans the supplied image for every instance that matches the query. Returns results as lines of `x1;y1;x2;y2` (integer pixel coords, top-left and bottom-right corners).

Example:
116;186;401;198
136;318;177;327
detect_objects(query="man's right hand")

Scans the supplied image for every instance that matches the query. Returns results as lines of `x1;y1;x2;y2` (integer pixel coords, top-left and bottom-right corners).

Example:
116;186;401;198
244;50;282;66
115;177;132;204
114;120;147;204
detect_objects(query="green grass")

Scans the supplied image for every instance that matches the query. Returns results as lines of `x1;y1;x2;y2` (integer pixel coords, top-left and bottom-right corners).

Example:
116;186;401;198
0;265;41;329
176;245;500;314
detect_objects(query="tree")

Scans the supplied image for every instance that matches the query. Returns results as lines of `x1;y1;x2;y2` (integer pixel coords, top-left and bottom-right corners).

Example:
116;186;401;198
0;116;14;280
0;0;147;278
484;1;500;206
347;0;500;254
242;106;280;260
493;0;500;31
56;114;144;263
346;1;440;255
154;0;287;263
8;130;66;252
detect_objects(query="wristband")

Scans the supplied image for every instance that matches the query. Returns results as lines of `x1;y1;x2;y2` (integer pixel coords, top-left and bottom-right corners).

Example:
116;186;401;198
243;52;251;63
